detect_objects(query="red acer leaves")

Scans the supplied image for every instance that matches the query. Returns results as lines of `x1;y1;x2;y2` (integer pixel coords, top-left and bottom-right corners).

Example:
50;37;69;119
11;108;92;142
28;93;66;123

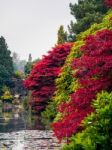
24;43;73;113
52;107;93;142
105;0;112;7
52;29;112;141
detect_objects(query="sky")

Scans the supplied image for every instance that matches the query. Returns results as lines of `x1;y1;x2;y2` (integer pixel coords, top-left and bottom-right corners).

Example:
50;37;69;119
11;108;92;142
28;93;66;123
0;0;77;61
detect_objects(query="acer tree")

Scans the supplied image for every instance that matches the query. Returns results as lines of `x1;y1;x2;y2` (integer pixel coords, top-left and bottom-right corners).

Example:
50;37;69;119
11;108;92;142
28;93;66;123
105;0;112;7
24;43;73;113
52;29;112;141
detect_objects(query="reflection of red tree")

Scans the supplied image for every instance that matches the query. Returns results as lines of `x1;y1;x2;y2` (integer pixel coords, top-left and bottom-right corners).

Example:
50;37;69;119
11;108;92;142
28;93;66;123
52;29;112;141
24;43;73;113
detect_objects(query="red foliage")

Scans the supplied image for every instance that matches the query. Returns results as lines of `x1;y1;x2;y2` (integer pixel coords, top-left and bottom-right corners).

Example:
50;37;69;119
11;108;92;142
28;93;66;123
24;43;73;113
52;29;112;141
105;0;112;7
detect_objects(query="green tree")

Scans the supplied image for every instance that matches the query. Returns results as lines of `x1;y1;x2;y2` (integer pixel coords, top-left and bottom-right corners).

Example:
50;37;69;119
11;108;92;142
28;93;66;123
28;53;32;62
68;0;108;41
24;57;40;76
12;52;20;71
0;36;14;93
12;52;27;73
24;62;32;75
57;25;67;44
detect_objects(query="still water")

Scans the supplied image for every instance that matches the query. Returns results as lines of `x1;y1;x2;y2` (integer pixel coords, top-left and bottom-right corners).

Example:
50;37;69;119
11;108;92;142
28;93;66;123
0;102;60;150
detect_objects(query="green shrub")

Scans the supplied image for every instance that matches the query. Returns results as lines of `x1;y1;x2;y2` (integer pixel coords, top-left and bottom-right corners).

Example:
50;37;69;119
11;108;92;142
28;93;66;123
1;86;13;102
41;100;57;129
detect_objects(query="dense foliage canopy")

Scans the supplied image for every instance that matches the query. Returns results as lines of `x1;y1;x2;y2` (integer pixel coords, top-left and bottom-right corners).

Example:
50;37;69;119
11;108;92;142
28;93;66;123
68;0;108;41
24;43;73;113
52;29;112;141
24;1;112;149
105;0;112;7
63;91;112;150
0;37;14;93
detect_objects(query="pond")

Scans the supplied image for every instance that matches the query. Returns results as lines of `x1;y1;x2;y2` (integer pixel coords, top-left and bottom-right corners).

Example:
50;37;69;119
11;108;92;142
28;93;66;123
0;102;61;150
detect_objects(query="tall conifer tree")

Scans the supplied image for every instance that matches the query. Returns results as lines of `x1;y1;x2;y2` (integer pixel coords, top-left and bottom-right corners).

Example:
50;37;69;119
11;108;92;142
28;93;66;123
68;0;108;41
0;36;13;92
57;25;67;44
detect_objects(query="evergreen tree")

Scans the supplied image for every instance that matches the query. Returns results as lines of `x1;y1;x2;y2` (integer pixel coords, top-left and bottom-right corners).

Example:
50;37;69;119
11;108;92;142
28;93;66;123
57;25;67;44
12;52;20;71
24;55;40;76
28;53;32;62
24;62;32;75
0;36;14;92
68;0;108;41
24;54;32;75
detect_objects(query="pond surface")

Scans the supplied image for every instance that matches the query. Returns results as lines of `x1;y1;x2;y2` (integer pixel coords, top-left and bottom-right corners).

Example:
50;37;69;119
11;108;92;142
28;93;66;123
0;130;60;150
0;102;61;150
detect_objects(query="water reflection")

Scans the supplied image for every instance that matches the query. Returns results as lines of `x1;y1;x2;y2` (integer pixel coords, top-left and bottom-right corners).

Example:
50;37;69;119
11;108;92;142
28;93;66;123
0;100;45;132
0;130;60;150
0;101;60;149
11;138;25;150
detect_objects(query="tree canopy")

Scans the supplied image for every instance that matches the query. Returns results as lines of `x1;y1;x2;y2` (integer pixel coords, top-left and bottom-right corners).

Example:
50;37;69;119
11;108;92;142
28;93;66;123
0;36;14;93
68;0;108;41
57;25;67;44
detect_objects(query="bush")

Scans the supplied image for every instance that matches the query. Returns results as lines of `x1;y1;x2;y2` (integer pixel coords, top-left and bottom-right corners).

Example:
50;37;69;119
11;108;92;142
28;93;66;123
62;91;112;150
52;29;112;141
1;86;13;102
24;43;73;113
52;11;112;127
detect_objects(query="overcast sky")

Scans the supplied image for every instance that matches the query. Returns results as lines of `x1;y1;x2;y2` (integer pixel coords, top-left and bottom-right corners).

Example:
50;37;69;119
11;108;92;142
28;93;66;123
0;0;77;60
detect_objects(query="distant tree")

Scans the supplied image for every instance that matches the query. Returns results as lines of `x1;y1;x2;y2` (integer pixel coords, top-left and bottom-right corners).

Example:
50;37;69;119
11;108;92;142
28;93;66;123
24;56;40;76
11;70;26;96
12;52;26;72
68;0;108;41
28;53;32;62
12;52;19;62
57;25;67;44
24;62;32;75
12;52;20;71
17;60;26;72
0;36;14;93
